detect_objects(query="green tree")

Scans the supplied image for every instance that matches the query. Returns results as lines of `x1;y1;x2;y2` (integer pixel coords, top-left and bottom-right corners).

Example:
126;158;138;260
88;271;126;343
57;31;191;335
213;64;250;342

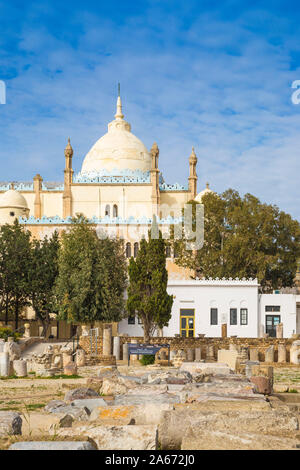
0;221;31;329
28;231;60;337
174;190;300;292
127;221;173;342
55;216;127;324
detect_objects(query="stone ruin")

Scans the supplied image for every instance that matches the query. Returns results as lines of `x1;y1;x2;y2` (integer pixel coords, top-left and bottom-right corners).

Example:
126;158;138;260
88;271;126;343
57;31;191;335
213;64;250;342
0;338;86;378
7;357;298;450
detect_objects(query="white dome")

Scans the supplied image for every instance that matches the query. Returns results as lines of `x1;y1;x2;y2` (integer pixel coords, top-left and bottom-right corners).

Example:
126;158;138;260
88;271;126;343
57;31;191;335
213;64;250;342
0;189;28;209
195;183;214;202
81;96;151;175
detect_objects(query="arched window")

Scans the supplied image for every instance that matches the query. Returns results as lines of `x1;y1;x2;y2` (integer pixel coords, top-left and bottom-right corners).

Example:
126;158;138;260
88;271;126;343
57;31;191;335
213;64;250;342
134;242;139;258
126;242;132;258
113;204;118;217
166;245;171;258
105;205;110;217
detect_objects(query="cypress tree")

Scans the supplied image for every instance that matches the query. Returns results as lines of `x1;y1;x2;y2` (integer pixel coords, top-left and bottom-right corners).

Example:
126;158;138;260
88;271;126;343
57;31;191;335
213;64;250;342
127;218;173;342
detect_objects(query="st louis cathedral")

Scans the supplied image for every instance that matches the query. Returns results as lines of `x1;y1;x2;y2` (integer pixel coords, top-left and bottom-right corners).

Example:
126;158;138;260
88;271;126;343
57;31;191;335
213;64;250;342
0;92;212;276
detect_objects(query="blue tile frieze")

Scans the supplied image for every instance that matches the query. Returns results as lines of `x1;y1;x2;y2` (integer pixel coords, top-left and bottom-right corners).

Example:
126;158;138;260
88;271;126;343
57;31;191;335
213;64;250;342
19;215;183;225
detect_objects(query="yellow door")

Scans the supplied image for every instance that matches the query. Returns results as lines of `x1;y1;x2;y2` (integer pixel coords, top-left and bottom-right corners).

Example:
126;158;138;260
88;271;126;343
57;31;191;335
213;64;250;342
180;309;195;337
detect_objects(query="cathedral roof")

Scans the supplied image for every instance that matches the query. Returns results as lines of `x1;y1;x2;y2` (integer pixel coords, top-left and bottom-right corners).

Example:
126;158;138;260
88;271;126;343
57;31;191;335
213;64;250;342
81;93;151;175
195;182;214;202
0;188;28;209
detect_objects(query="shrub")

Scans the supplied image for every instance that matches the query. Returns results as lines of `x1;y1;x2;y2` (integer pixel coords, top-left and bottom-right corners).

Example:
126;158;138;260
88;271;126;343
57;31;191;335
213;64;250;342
139;354;155;366
0;327;20;342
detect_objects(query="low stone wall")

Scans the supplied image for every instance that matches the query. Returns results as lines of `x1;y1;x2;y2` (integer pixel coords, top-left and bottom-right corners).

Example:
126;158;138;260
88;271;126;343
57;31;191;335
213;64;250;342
18;337;43;353
79;335;298;363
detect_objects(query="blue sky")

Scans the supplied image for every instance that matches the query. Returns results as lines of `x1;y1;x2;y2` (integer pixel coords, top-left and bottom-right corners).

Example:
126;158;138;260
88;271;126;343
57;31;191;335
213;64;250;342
1;0;300;219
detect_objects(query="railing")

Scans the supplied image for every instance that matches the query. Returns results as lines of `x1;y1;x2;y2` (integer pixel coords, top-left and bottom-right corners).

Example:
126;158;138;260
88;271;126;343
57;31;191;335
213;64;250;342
89;328;100;356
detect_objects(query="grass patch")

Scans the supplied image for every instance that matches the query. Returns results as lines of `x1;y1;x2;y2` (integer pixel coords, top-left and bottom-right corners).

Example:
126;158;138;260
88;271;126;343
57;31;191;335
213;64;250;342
288;388;298;393
0;407;20;411
35;374;82;380
25;403;46;410
0;374;82;381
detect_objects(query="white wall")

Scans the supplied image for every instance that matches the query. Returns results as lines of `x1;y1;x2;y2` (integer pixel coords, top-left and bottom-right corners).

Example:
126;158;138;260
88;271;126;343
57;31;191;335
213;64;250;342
259;293;298;338
118;279;260;338
166;280;259;338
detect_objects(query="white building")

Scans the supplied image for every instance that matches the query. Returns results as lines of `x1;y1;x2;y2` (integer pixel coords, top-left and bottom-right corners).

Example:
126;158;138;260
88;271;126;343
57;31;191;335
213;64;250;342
118;278;300;338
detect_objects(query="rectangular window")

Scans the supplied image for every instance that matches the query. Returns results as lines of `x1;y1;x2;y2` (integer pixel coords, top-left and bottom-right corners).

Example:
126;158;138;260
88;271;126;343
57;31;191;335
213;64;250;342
210;308;218;325
265;306;280;312
138;317;143;325
240;308;248;325
230;308;237;325
128;316;135;325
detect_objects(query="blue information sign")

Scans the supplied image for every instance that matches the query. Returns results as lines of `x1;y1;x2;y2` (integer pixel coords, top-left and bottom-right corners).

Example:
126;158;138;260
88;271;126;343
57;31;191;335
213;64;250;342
127;343;170;365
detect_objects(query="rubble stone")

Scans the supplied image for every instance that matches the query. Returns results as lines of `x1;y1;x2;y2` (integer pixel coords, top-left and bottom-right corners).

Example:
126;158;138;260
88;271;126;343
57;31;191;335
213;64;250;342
0;411;22;436
64;388;99;402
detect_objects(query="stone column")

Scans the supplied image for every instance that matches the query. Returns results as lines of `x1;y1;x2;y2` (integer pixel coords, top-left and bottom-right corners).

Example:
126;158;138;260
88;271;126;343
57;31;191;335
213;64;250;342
75;350;86;367
0;340;4;353
0;352;10;377
290;340;300;364
276;323;283;338
221;323;227;338
103;326;112;356
265;345;274;363
195;347;201;362
245;361;260;378
187;348;194;362
170;350;177;362
278;343;286;363
113;336;121;361
160;350;167;360
249;348;259;362
13;359;27;377
62;352;72;367
206;344;215;362
240;347;249;361
130;339;138;362
122;343;129;362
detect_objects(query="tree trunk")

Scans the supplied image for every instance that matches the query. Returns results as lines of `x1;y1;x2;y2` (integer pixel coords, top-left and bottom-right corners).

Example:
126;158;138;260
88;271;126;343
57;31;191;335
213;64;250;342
39;312;50;338
5;298;8;325
143;319;151;343
41;321;49;338
15;300;19;331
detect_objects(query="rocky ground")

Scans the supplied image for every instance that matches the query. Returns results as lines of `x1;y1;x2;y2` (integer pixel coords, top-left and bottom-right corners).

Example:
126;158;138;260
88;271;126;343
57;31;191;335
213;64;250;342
0;362;300;450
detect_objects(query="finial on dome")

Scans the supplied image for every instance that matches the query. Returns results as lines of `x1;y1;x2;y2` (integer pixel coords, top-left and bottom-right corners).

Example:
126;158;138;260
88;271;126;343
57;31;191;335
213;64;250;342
115;83;124;120
206;182;210;189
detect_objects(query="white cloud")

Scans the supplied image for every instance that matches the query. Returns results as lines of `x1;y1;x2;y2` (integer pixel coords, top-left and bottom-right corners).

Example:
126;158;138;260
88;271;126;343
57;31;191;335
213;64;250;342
0;5;299;219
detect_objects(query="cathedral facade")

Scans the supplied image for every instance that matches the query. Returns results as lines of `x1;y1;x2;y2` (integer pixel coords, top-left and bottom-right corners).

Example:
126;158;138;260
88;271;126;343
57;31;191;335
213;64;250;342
0;93;212;275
